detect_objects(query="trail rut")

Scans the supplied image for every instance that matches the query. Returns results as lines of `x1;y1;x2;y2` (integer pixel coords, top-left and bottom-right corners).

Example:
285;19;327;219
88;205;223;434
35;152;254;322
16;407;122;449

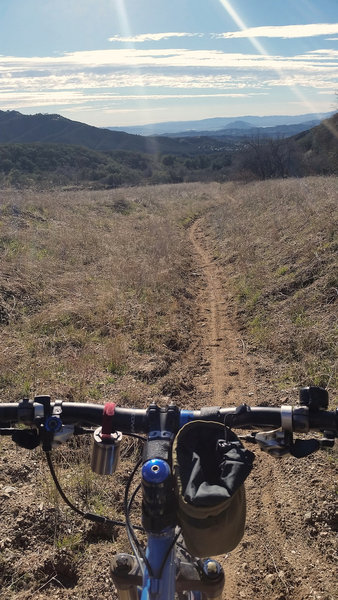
187;216;337;600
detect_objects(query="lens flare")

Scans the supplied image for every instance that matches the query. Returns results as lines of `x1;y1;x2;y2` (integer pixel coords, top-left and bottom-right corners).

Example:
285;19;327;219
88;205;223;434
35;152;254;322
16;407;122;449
115;0;132;40
217;0;324;117
113;0;158;135
218;0;266;55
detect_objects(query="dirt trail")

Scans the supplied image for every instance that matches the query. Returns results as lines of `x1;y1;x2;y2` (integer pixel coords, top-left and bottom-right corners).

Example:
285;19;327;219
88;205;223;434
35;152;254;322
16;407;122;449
188;218;256;407
187;216;337;600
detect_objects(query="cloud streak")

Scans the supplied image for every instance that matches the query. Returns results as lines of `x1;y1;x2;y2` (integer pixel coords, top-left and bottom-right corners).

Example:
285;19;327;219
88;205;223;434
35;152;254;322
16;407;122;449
108;25;338;43
216;23;338;39
108;32;202;42
0;43;336;122
0;90;267;110
1;48;337;71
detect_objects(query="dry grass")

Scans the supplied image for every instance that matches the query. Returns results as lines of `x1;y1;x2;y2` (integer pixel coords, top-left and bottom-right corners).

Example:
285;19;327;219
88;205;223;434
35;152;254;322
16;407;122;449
0;181;228;598
1;177;337;599
0;182;223;403
205;176;337;391
1;176;335;403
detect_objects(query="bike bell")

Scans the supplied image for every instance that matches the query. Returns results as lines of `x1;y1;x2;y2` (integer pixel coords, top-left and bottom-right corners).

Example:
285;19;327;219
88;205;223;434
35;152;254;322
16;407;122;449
91;403;122;475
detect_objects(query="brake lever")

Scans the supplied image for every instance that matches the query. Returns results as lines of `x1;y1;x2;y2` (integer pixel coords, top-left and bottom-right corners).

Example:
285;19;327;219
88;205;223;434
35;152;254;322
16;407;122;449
238;429;292;456
240;428;334;458
255;429;292;457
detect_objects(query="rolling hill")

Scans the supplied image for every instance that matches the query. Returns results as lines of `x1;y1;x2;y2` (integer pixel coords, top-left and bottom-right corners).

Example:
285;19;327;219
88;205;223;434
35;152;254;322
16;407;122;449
107;112;333;136
0;110;336;188
0;110;226;155
164;120;321;139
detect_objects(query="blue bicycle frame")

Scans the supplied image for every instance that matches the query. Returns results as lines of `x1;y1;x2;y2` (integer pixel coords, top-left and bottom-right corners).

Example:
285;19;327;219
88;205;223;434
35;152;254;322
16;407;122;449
111;417;225;600
141;529;177;600
140;458;177;600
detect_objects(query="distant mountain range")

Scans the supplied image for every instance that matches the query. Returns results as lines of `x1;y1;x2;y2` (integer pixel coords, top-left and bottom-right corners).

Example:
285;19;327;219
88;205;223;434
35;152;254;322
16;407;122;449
0;110;225;155
163;120;323;139
0;110;336;188
107;112;333;136
0;110;333;158
0;109;336;161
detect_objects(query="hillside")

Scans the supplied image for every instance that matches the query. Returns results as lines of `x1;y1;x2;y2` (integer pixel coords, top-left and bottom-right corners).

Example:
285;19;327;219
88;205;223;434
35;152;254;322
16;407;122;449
294;112;338;174
0;110;224;155
0;142;239;188
0;112;337;189
0;143;161;188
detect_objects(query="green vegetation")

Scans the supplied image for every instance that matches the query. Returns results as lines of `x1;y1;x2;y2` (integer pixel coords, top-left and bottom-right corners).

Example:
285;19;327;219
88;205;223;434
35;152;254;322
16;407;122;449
295;112;338;175
0;113;337;189
0;142;237;188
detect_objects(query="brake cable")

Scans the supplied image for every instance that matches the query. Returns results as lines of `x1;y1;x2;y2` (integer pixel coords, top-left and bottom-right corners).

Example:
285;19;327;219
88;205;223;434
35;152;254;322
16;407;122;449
158;528;182;579
44;447;144;531
35;443;183;580
124;458;153;577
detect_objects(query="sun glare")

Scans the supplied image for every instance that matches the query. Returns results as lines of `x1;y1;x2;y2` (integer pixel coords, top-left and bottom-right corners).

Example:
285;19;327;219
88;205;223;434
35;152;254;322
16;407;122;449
217;0;323;117
113;0;159;138
218;0;266;55
115;0;133;39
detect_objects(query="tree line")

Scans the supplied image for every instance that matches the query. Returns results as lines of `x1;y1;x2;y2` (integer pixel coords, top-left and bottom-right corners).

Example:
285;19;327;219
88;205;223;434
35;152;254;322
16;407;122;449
0;114;337;188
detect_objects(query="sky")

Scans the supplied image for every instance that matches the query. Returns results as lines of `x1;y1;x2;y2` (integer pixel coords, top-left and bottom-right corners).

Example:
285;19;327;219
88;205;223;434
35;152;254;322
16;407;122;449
0;0;337;127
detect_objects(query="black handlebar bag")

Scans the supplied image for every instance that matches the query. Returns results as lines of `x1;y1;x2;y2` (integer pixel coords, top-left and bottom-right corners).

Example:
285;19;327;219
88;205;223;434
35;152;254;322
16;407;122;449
172;420;254;557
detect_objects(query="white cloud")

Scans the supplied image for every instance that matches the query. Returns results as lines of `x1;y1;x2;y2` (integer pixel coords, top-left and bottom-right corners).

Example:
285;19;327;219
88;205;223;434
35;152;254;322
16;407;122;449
0;90;267;110
0;45;336;117
108;32;202;43
216;23;338;39
0;91;91;108
266;76;338;90
0;71;260;94
1;48;337;72
109;92;266;100
306;49;338;57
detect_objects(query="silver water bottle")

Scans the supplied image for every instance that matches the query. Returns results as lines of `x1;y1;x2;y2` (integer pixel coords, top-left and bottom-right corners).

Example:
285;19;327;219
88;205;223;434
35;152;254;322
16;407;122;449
91;427;122;475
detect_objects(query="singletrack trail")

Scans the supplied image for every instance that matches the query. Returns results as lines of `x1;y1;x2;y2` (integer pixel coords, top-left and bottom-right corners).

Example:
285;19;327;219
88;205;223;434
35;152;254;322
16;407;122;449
188;218;257;406
187;216;337;600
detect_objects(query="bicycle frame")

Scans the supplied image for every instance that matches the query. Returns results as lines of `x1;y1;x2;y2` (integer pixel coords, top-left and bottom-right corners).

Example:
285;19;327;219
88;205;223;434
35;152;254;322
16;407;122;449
1;388;335;600
142;530;177;600
111;528;225;600
110;531;179;600
111;418;225;600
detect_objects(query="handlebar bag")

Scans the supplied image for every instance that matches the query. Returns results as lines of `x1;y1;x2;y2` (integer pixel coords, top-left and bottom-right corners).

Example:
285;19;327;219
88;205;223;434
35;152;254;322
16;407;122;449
172;420;254;557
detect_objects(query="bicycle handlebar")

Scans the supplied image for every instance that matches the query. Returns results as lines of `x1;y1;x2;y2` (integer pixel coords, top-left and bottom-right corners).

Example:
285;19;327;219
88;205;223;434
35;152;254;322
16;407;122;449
0;392;335;600
0;399;337;435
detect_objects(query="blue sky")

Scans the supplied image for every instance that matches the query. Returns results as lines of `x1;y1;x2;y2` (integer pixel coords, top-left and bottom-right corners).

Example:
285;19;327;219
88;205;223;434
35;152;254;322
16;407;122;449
1;0;337;126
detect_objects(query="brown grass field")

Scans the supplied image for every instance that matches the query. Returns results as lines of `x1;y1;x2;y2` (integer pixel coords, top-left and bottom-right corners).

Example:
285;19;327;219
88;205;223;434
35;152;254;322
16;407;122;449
204;176;337;391
0;183;224;404
0;177;336;600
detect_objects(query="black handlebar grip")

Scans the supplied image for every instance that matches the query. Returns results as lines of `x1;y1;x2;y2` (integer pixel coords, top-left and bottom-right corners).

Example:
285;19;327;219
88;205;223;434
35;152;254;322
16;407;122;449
0;403;20;425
